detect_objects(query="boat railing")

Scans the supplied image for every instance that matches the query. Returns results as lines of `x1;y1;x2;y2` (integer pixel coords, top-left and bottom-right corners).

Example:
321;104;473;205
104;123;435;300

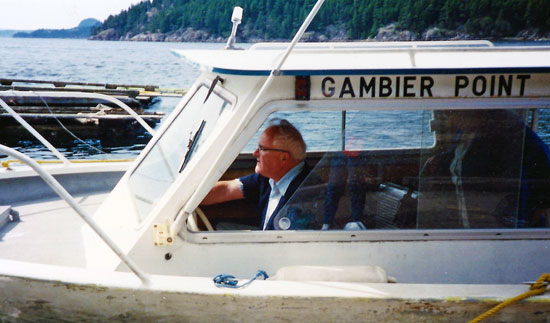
249;40;495;51
0;90;157;167
0;144;150;284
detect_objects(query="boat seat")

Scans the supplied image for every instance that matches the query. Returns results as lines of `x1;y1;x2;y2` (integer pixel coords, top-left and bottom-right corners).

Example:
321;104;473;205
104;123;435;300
375;183;418;229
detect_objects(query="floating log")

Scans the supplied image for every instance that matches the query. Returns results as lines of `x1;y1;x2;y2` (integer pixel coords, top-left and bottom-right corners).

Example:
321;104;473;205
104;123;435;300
0;78;157;92
0;112;164;121
0;78;187;109
1;104;149;114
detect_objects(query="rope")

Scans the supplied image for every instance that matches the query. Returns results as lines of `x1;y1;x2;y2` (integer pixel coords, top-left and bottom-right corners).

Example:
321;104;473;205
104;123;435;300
213;270;269;289
34;91;107;155
468;273;550;323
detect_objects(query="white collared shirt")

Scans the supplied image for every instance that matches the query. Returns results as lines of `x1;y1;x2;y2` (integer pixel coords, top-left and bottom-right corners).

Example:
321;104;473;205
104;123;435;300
263;161;305;230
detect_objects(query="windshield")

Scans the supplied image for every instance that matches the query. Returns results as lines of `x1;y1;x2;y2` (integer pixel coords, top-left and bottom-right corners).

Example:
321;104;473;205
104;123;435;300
129;85;231;221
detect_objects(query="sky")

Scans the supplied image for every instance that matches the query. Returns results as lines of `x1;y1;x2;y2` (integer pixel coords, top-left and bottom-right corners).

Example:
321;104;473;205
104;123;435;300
0;0;145;30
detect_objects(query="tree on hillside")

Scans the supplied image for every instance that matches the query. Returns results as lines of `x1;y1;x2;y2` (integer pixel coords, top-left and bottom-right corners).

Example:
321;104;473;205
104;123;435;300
93;0;550;40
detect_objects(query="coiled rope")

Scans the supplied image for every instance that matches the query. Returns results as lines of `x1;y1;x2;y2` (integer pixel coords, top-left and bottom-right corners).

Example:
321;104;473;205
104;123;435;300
213;270;269;289
468;273;550;323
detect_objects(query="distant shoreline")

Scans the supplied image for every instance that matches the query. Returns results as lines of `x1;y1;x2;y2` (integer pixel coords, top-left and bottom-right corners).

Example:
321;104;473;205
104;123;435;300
88;24;550;43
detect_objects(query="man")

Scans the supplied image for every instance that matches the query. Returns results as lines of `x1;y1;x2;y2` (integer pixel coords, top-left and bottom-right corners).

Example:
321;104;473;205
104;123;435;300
201;119;309;230
419;109;550;228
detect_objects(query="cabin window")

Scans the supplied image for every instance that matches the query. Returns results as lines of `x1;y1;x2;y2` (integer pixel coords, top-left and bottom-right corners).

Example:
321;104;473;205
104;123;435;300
243;110;434;152
129;85;231;221
416;109;550;229
273;108;550;231
199;107;550;235
203;109;433;231
269;109;433;230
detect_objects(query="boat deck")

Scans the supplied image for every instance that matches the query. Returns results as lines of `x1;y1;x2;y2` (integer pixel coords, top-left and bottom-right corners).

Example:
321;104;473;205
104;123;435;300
0;192;108;267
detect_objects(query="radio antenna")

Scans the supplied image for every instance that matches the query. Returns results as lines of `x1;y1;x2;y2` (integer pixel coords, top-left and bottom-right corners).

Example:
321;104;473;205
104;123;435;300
225;6;243;50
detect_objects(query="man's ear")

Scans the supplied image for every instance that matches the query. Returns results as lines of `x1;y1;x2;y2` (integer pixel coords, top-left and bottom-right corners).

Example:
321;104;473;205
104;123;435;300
281;152;289;162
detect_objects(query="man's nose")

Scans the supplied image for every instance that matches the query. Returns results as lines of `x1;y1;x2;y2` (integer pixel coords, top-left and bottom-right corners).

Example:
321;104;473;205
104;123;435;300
253;148;259;157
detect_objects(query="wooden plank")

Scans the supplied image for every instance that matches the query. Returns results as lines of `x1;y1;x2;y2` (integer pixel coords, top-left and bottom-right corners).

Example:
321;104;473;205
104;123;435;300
0;93;143;107
0;113;164;121
0;78;157;91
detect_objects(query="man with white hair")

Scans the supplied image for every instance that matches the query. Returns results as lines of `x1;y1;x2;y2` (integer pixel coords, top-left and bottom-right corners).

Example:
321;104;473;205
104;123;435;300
201;119;309;230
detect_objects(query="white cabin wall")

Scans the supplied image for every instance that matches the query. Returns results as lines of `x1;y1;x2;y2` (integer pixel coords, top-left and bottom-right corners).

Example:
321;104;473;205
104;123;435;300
152;237;550;284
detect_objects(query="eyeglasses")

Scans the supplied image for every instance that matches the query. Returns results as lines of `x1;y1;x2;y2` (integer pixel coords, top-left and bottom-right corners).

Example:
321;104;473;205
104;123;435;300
256;145;288;153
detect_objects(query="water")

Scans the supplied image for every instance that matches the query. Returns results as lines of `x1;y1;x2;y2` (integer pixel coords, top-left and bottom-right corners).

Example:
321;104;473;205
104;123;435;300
0;38;226;160
1;38;223;89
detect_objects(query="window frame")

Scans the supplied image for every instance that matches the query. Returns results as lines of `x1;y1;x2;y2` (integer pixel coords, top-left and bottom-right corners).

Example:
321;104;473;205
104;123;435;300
128;80;237;224
185;97;550;244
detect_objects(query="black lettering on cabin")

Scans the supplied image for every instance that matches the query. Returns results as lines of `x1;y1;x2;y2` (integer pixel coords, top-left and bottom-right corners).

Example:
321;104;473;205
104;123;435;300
498;75;512;96
379;77;392;97
517;75;531;96
339;77;356;98
360;77;376;97
403;76;416;97
395;77;400;97
455;76;469;96
490;75;496;96
322;77;335;97
420;76;434;97
472;76;486;96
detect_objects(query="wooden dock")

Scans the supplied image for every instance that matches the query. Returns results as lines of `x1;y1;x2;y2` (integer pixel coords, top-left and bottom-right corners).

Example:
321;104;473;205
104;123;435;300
0;79;186;147
0;78;187;107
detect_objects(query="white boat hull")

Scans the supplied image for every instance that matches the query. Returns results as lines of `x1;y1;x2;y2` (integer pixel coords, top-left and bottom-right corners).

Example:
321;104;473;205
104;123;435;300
1;259;549;322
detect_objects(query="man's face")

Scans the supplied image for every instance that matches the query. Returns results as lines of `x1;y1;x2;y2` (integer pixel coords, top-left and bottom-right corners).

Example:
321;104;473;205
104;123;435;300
253;129;286;180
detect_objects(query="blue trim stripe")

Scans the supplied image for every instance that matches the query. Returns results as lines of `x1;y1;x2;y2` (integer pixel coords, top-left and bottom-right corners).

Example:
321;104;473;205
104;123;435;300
212;66;550;76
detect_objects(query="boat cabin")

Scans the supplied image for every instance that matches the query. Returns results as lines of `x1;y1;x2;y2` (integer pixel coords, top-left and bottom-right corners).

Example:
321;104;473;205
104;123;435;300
87;41;550;285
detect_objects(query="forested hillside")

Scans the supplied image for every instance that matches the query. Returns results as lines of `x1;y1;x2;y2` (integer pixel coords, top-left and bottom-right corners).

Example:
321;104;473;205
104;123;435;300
91;0;550;41
15;19;101;39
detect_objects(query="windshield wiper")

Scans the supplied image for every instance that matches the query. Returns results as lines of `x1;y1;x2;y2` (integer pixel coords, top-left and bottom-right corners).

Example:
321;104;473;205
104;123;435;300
179;120;206;173
203;76;224;103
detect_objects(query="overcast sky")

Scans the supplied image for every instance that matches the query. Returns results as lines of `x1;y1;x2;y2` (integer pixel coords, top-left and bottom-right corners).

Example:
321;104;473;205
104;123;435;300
0;0;144;30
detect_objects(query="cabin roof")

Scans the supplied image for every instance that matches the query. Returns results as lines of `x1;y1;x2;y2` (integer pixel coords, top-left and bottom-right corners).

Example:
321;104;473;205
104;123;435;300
172;41;550;76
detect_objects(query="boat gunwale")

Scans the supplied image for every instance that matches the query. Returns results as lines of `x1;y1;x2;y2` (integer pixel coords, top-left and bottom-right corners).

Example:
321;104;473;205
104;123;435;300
1;258;549;301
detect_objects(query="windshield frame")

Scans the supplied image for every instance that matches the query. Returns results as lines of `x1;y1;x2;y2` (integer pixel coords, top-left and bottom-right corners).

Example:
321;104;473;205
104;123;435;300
128;81;236;223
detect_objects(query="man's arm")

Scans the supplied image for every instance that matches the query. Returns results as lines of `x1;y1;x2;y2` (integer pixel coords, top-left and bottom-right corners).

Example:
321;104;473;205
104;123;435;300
201;179;244;205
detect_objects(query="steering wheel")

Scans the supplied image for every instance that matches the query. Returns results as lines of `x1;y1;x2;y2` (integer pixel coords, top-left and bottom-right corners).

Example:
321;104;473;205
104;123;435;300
194;207;214;231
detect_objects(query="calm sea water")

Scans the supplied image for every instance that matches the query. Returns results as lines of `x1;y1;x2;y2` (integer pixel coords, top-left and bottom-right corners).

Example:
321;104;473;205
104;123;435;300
0;38;227;160
1;38;548;161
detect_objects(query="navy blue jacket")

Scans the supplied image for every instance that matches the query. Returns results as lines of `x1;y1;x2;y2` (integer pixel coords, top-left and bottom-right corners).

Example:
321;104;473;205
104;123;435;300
240;164;310;230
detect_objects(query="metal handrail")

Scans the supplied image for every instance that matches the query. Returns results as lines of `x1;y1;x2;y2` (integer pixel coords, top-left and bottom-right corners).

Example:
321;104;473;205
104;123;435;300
0;97;70;165
0;144;150;285
250;40;495;51
0;90;157;166
5;90;156;135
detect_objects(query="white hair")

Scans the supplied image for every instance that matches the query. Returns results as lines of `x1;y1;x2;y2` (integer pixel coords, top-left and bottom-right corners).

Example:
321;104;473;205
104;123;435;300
267;118;306;162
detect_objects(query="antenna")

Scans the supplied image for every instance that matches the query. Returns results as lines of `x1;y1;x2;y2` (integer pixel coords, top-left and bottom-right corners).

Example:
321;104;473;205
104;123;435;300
225;6;243;50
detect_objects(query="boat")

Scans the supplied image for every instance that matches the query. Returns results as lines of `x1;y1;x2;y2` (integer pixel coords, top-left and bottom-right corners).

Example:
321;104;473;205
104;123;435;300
1;3;550;322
